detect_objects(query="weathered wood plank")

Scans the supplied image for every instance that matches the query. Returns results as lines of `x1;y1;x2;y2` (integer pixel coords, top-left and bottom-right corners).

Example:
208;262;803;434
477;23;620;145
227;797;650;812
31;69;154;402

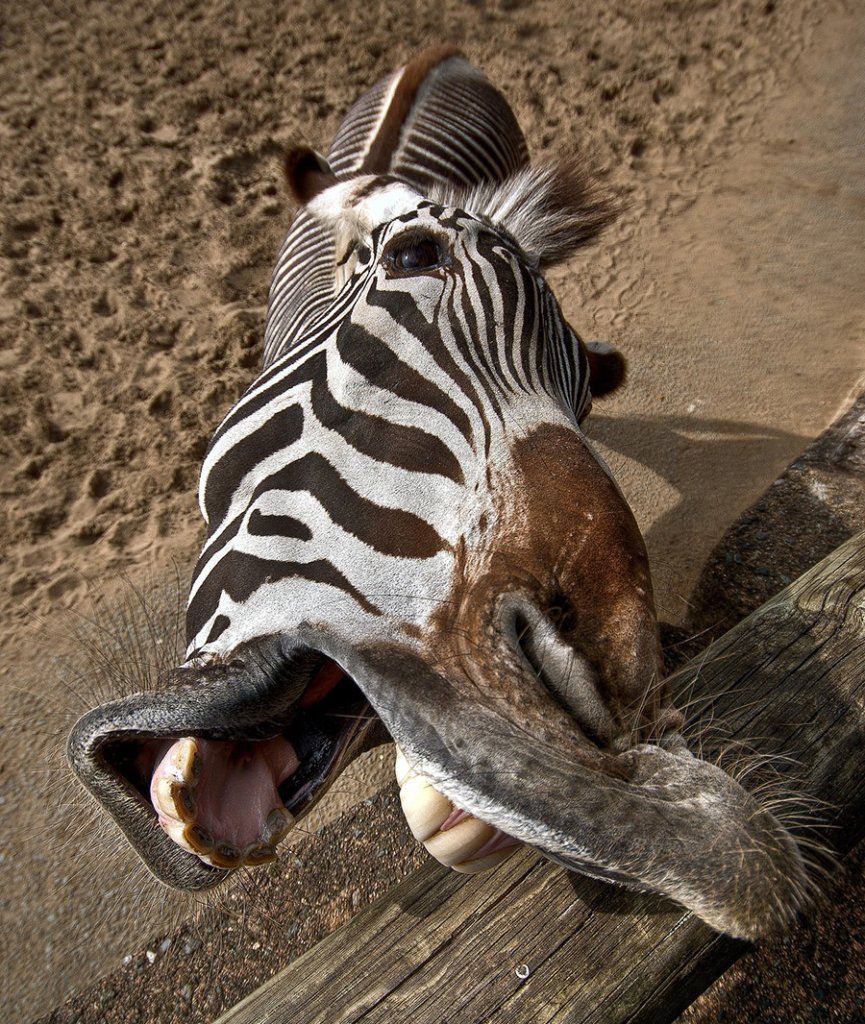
216;532;865;1024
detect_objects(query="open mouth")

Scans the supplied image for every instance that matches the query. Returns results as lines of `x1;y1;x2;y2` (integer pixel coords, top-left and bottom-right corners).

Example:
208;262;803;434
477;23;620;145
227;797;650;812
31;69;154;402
84;656;373;876
80;646;525;882
69;629;811;938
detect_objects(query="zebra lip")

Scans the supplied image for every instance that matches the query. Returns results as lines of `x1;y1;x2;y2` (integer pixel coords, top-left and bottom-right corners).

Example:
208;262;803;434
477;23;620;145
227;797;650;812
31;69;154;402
70;655;375;885
140;665;373;865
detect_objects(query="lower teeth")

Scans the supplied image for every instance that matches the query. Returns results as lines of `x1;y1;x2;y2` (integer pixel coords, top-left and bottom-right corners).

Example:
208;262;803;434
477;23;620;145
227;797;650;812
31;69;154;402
394;745;521;872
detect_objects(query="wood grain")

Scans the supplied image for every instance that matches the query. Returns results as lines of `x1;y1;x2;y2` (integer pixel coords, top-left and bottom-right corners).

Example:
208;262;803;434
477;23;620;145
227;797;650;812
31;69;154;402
216;532;865;1024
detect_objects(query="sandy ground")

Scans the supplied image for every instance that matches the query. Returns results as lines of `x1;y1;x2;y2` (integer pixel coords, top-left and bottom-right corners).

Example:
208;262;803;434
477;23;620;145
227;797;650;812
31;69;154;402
1;0;864;1020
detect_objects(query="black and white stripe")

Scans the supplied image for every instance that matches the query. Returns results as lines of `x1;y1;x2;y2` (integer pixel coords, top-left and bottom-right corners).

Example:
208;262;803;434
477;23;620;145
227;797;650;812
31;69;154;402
187;52;607;660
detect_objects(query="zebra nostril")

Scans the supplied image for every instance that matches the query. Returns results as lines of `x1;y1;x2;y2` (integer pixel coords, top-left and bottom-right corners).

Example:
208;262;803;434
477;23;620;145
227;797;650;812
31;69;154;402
544;594;578;635
508;599;615;748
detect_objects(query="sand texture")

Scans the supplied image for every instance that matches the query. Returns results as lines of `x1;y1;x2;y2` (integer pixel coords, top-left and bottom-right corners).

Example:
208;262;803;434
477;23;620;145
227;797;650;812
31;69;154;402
1;0;864;1020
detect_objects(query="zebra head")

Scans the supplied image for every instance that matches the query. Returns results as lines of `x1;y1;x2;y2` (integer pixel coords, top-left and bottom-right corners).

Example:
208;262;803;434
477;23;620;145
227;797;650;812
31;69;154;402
68;50;807;940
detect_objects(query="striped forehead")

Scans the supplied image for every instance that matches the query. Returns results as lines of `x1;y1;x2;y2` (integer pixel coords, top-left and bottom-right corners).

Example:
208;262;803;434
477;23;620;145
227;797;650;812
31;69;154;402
308;176;526;263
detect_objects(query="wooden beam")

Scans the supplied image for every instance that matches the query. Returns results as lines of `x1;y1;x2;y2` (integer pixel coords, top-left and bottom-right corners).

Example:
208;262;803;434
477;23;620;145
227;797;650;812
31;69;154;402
216;532;865;1024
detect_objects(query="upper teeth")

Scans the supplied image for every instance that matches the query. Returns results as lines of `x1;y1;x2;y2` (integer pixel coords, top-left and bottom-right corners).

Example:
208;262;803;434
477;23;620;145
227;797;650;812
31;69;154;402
399;775;454;842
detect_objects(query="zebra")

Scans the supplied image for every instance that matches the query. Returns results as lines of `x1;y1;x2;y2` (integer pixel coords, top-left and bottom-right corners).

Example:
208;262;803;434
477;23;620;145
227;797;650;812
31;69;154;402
68;48;807;940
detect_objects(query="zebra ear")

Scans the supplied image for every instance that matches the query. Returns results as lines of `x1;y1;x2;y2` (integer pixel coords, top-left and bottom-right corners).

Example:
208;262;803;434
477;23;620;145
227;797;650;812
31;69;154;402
584;340;627;398
284;147;338;205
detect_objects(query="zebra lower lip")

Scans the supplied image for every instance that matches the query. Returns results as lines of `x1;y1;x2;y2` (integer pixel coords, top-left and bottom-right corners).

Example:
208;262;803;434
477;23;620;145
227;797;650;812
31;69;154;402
94;659;372;875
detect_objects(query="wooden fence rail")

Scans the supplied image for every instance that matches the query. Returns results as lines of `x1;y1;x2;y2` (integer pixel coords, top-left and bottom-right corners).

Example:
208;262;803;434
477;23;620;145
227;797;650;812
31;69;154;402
216;531;865;1024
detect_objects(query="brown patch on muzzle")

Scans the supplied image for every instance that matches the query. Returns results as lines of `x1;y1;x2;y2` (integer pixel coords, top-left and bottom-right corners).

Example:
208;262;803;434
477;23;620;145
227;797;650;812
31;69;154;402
436;422;675;751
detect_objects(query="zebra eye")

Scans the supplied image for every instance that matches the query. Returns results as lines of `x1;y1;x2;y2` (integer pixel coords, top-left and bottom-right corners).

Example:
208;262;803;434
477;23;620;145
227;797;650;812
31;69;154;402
382;230;449;276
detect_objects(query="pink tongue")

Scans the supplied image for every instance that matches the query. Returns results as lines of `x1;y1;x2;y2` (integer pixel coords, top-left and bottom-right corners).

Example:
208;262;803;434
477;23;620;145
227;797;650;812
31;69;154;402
152;736;300;848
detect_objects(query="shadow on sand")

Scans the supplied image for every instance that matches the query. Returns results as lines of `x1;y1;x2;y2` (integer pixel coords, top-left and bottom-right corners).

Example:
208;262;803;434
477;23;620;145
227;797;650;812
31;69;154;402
584;411;809;609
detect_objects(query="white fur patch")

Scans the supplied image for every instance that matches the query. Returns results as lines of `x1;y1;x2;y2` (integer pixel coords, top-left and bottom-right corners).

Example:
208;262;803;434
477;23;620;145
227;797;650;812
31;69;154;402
307;178;424;286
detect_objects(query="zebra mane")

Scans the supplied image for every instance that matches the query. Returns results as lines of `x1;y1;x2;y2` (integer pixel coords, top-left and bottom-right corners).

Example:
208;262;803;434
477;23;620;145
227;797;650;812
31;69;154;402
296;153;617;278
428;160;617;269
